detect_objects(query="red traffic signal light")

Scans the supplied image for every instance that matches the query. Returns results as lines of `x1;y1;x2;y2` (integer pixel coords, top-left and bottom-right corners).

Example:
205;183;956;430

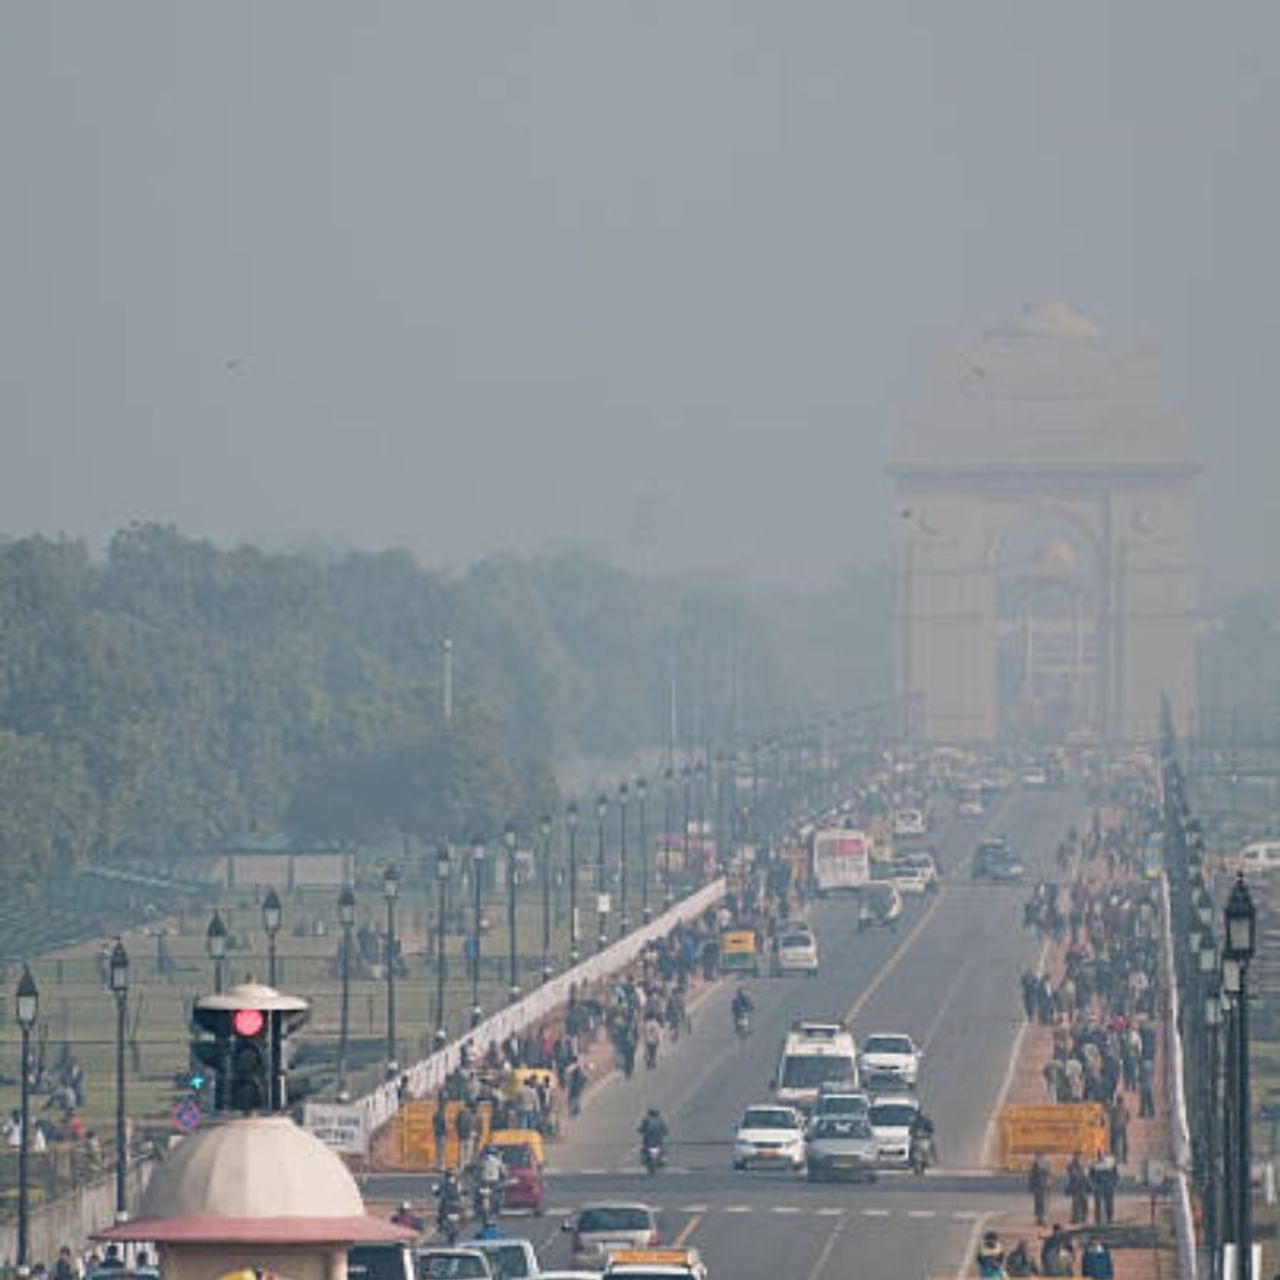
233;1007;265;1038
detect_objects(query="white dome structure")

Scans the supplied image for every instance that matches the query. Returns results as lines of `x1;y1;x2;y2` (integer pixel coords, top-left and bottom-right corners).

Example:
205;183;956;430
141;1117;363;1221
100;1116;408;1246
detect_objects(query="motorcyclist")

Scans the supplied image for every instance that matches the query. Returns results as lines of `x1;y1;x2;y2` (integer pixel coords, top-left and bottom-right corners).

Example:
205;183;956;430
731;986;754;1025
390;1200;424;1233
474;1145;505;1218
639;1106;668;1156
435;1172;464;1239
909;1111;937;1166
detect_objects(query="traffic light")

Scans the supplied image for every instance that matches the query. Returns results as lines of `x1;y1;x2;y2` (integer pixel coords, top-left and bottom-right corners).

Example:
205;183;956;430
190;986;310;1115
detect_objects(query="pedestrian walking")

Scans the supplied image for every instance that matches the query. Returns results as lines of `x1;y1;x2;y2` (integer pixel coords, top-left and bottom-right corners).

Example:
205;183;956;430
1066;1152;1090;1225
1138;1056;1156;1118
1108;1097;1129;1165
1089;1151;1118;1224
432;1096;449;1170
455;1103;475;1168
1028;1154;1051;1226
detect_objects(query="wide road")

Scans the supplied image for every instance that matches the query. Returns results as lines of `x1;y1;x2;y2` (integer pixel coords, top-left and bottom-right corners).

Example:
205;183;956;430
366;784;1082;1280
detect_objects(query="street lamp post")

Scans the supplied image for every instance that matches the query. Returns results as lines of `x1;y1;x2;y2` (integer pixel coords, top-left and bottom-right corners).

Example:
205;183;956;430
1224;874;1257;1280
539;815;553;983
110;939;129;1222
566;804;580;965
383;865;400;1075
206;910;228;994
637;778;649;923
15;966;38;1268
262;887;282;987
1204;962;1222;1280
471;839;485;1026
595;794;609;951
434;847;450;1046
337;885;355;1096
681;765;692;899
694;760;707;883
663;767;675;909
505;825;519;1002
618;782;630;935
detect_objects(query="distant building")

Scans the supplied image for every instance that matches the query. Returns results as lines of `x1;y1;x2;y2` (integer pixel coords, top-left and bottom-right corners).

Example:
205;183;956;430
887;302;1198;744
188;845;354;891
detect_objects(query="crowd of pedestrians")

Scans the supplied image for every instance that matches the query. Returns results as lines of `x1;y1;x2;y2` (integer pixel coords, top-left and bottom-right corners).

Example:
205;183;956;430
989;779;1169;1279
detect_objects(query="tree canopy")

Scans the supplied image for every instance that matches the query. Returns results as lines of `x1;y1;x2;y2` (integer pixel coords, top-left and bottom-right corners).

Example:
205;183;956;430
0;526;786;878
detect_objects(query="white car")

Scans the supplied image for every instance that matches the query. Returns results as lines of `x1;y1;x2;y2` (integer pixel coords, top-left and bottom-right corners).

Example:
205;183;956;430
867;1094;920;1165
858;1033;922;1089
957;793;985;818
774;929;819;976
892;808;926;837
891;862;930;895
733;1104;807;1170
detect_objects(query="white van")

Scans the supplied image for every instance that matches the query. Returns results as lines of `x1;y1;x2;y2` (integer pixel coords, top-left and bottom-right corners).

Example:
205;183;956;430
774;1020;859;1111
1227;841;1280;876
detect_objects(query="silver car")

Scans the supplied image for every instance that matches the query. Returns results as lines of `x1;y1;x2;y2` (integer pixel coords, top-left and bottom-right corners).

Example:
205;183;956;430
805;1115;878;1182
565;1203;659;1268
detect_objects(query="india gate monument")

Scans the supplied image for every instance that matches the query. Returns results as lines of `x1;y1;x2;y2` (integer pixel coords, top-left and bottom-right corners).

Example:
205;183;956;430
887;302;1198;745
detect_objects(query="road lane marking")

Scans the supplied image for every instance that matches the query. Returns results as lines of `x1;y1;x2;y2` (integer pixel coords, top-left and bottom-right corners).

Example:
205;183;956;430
681;1204;709;1213
907;1209;936;1218
953;1211;978;1220
815;1207;843;1216
725;1205;751;1213
771;1205;802;1213
845;891;944;1023
805;1212;846;1280
956;1212;995;1280
980;933;1052;1166
673;1213;702;1246
862;1208;890;1217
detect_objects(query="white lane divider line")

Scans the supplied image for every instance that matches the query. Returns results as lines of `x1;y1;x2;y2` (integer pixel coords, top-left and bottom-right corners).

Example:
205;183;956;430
907;1209;936;1219
681;1205;709;1213
845;892;944;1023
863;1208;891;1217
953;1211;979;1220
805;1210;847;1280
815;1207;843;1216
771;1205;802;1214
725;1205;751;1214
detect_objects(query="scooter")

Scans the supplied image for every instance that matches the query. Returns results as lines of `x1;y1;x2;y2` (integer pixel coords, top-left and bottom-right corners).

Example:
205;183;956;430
641;1140;666;1176
734;1009;751;1041
909;1132;935;1176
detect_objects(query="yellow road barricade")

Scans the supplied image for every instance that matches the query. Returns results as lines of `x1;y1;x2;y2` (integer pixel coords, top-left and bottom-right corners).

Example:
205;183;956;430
995;1102;1108;1170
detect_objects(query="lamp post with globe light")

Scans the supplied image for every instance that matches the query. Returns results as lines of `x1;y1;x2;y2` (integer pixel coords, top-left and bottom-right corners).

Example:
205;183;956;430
434;846;451;1046
1224;875;1257;1280
262;887;282;987
539;814;553;983
15;966;37;1267
338;885;355;1095
470;839;485;1026
206;911;228;994
504;825;519;1002
110;939;129;1221
383;865;401;1074
566;804;580;965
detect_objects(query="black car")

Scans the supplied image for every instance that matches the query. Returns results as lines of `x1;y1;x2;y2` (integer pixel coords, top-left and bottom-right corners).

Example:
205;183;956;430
971;839;1025;882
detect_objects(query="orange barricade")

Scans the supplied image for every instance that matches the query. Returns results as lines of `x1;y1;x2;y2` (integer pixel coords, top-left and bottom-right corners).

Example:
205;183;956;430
386;1099;493;1171
995;1103;1108;1170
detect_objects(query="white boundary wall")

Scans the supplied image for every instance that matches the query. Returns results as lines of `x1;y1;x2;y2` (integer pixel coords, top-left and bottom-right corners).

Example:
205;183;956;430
1160;872;1199;1280
354;878;727;1134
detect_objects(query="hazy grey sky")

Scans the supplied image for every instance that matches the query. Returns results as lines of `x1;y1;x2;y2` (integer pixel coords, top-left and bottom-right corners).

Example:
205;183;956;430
2;4;1277;591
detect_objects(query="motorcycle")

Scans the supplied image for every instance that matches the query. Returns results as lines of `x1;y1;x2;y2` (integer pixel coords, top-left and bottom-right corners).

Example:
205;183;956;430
435;1201;464;1244
641;1139;665;1176
473;1182;498;1226
733;1009;751;1041
909;1132;935;1175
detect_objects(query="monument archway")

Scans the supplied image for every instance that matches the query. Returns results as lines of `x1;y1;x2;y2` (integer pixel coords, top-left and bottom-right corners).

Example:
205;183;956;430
888;303;1198;745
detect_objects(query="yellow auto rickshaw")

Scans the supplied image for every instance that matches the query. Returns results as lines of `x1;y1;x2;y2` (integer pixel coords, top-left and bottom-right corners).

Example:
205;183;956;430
718;927;760;976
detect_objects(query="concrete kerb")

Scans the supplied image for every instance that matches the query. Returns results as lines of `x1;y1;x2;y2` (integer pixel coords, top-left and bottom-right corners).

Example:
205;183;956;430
355;879;728;1136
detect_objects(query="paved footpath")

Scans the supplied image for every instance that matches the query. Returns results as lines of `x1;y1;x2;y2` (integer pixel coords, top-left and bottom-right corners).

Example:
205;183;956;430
976;853;1178;1280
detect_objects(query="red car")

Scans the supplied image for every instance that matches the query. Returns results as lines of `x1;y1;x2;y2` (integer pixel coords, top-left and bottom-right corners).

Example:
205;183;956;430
499;1143;546;1214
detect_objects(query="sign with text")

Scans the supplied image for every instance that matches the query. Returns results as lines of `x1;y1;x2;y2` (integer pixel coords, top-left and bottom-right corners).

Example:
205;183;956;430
304;1101;369;1155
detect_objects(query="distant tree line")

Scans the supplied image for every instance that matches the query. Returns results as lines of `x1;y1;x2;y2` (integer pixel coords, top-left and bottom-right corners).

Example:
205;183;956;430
0;524;786;879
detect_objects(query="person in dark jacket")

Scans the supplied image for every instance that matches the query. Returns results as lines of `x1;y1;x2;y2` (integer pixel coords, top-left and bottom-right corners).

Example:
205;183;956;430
1081;1237;1114;1279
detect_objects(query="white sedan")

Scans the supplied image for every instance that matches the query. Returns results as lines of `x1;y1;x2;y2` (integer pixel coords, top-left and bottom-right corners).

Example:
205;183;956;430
858;1033;922;1089
774;929;819;976
732;1104;807;1171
